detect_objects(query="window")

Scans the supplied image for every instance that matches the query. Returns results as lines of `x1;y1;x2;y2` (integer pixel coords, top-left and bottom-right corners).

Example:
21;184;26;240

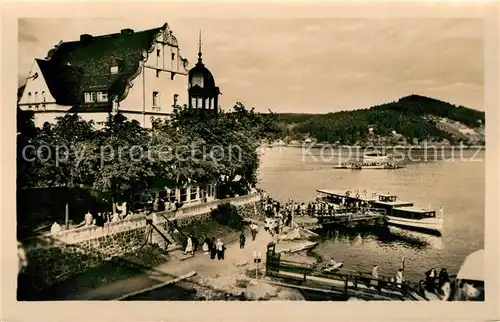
97;92;108;102
152;91;160;107
173;93;179;107
110;66;118;74
84;92;96;103
169;189;176;202
207;185;213;197
190;187;198;201
27;92;32;103
42;91;46;103
34;91;38;103
159;190;168;200
170;72;175;80
180;188;187;203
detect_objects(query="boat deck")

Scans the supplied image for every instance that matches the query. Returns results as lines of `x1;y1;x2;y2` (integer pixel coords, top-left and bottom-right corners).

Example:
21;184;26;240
373;200;414;207
317;188;415;206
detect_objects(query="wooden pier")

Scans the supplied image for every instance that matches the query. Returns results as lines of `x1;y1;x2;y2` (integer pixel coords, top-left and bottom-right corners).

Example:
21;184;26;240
264;243;426;301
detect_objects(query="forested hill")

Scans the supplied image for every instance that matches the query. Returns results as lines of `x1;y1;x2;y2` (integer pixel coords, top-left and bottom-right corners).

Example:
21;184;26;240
273;95;485;145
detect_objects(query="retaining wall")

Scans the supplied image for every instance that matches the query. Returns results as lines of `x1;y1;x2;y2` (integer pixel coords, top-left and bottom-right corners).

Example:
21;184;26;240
20;193;264;290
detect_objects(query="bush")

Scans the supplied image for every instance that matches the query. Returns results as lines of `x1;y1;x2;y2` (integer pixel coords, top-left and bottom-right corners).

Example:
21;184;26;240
210;203;244;230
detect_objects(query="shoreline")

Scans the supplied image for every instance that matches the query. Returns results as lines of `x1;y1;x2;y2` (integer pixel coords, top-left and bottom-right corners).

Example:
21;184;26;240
265;144;486;150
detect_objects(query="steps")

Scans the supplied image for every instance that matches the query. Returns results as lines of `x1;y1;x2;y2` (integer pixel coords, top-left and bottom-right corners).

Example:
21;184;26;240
149;223;180;253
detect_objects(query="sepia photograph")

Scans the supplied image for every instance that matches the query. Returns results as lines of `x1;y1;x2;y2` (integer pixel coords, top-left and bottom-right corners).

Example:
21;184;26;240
4;1;499;318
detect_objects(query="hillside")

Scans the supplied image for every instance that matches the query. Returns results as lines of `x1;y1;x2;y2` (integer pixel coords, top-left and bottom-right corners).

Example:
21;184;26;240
273;95;485;146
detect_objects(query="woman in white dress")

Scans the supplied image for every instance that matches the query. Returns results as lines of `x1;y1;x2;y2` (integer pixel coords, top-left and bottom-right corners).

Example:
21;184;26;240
184;235;194;255
202;240;209;255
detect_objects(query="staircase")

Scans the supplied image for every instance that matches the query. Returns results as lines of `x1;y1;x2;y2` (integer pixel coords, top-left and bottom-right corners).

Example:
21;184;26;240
149;213;196;261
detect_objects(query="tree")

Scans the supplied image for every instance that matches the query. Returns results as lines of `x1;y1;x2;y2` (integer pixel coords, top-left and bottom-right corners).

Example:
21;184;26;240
19;113;98;228
91;113;156;213
157;103;276;198
16;108;39;189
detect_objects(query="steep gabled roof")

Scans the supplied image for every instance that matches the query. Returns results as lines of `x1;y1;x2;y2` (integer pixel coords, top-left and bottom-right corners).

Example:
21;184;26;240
36;58;84;106
34;24;174;109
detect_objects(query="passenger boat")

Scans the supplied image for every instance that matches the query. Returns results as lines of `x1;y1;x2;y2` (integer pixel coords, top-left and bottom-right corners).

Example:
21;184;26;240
315;189;444;235
334;162;404;170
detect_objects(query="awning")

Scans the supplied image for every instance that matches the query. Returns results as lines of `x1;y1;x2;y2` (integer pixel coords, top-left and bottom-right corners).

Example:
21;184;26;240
456;249;484;281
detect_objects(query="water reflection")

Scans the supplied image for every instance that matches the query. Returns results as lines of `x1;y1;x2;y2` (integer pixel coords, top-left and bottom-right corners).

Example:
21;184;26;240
316;224;431;250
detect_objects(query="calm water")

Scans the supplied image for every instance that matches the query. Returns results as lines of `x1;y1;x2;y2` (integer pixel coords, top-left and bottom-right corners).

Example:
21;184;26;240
257;147;485;281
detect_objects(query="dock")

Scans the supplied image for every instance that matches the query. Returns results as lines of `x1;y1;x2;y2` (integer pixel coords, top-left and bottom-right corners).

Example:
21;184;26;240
264;243;426;301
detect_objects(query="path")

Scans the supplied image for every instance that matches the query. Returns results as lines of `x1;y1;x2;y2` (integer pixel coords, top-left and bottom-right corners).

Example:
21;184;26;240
65;227;287;300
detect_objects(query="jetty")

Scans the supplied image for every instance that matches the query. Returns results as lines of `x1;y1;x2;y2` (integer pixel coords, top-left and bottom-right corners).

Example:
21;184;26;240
264;243;426;301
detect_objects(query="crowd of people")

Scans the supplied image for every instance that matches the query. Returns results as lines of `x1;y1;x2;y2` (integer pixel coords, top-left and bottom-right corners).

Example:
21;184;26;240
424;267;450;292
179;221;261;262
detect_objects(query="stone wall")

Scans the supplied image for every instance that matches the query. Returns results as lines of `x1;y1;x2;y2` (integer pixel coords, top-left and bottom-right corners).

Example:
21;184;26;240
20;193;264;290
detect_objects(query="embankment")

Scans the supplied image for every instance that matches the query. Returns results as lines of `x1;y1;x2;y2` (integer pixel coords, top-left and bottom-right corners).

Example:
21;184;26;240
17;193;264;300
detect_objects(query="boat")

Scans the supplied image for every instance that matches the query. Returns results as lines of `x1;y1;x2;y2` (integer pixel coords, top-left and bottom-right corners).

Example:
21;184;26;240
334;162;404;170
323;262;344;272
315;189;444;235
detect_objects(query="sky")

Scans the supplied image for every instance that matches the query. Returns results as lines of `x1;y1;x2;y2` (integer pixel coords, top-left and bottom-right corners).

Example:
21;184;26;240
18;11;484;113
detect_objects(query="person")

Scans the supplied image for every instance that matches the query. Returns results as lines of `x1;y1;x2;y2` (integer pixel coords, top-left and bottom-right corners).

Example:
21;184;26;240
158;198;165;212
216;239;225;260
202;240;209;255
192;234;199;252
425;267;437;291
184;235;194;255
17;241;28;274
371;265;379;290
50;222;61;234
94;213;105;227
239;232;246;249
153;197;160;212
250;223;258;240
438;268;450;289
210;237;217;260
396;268;405;288
84;211;93;226
111;212;121;222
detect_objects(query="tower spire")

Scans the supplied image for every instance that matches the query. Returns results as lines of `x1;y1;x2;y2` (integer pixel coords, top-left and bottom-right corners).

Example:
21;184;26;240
197;29;203;64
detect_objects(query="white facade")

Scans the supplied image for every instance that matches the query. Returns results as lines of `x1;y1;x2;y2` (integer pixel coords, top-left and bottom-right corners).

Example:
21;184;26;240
18;26;189;129
135;183;217;210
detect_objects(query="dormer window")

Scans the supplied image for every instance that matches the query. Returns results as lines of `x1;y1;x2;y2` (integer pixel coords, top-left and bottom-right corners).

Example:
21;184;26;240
97;92;108;102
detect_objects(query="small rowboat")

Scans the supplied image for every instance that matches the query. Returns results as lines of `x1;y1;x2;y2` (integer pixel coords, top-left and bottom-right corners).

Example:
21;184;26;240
323;261;344;272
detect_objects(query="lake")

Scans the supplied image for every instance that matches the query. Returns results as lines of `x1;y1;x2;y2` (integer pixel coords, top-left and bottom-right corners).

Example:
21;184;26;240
257;146;485;281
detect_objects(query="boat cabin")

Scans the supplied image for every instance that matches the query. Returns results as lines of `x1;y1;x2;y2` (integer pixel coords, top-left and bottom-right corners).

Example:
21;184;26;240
316;189;376;205
378;194;398;202
391;206;436;219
